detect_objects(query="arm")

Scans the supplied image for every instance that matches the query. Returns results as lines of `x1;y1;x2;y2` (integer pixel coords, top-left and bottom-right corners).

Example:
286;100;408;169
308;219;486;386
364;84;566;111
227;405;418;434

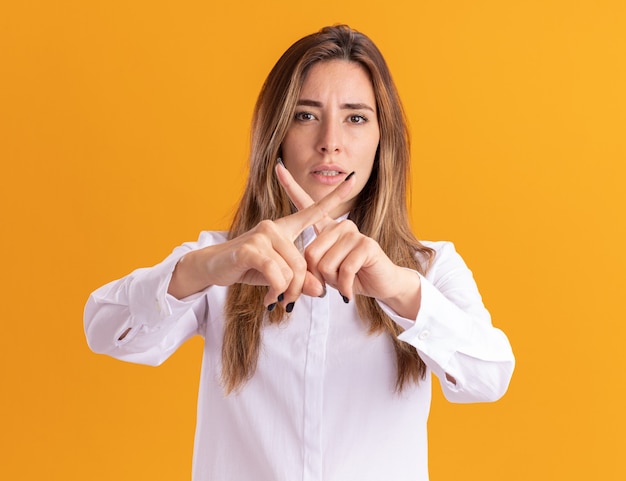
378;242;515;403
85;178;357;363
275;165;514;402
83;233;225;366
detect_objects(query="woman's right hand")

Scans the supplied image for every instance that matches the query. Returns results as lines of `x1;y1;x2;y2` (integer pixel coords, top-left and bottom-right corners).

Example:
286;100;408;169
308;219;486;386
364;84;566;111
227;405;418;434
167;173;356;306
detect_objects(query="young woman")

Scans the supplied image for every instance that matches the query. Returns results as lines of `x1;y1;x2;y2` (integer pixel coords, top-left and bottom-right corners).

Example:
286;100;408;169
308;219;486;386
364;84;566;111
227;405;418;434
85;25;514;481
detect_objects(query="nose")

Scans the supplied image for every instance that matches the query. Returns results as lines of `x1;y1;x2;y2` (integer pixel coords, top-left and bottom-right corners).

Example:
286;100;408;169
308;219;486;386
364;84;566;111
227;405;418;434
317;119;342;154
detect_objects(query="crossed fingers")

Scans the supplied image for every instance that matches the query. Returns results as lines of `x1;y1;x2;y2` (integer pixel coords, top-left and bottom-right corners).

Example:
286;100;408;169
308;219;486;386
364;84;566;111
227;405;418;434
261;165;356;306
275;162;363;301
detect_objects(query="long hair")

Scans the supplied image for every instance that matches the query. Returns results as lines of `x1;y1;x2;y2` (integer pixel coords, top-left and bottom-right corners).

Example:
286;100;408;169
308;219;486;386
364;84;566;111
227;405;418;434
222;25;435;393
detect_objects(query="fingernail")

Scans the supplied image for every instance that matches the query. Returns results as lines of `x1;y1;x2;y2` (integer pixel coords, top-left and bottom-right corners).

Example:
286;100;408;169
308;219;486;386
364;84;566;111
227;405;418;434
318;285;327;298
286;302;295;313
277;293;285;303
267;303;277;312
277;157;285;168
339;292;350;303
345;171;355;181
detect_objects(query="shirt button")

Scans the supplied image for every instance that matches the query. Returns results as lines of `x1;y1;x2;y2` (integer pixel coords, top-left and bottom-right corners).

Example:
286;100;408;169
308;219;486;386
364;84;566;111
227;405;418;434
418;330;430;340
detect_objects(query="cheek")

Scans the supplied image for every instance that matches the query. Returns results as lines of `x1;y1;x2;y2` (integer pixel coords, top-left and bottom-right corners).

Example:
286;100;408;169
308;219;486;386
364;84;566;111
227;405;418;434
281;133;305;165
363;139;379;171
363;129;380;159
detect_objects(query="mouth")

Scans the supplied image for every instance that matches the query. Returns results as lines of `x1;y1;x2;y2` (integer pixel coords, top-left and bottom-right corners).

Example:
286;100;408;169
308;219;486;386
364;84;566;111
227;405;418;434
310;168;348;186
313;170;344;176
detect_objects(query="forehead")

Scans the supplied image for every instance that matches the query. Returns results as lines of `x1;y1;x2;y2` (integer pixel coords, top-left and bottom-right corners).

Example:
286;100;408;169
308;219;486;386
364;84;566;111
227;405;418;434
299;60;375;100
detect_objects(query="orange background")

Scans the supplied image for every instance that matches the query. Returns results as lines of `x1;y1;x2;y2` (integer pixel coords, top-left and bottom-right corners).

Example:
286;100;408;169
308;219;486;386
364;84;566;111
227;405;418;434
1;1;625;479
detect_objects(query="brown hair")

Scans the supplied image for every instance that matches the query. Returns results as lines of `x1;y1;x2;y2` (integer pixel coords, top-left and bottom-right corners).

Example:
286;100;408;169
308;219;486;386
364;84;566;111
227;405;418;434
222;25;435;393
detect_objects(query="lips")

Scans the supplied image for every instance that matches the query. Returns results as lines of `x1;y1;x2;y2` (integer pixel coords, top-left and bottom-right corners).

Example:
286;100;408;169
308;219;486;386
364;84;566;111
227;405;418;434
309;165;348;185
310;164;346;176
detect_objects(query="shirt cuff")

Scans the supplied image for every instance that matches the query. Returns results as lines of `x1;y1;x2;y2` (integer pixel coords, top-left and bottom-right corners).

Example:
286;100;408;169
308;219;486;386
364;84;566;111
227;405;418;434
126;253;185;328
378;273;473;368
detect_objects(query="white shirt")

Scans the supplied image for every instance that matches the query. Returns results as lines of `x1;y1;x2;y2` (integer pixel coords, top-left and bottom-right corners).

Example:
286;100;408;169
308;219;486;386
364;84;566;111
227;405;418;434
84;229;514;481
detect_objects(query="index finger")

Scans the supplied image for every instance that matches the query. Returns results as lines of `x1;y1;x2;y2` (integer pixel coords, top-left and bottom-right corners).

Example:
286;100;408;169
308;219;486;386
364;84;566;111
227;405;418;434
276;162;315;211
277;162;354;234
277;168;356;240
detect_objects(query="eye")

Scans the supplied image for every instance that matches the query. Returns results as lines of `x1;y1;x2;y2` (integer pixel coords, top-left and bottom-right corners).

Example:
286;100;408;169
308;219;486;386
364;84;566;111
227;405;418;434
348;114;368;124
294;111;316;122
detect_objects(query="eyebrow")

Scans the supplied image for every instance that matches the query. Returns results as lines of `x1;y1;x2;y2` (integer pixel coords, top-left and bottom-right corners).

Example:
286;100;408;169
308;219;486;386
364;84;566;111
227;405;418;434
296;99;376;112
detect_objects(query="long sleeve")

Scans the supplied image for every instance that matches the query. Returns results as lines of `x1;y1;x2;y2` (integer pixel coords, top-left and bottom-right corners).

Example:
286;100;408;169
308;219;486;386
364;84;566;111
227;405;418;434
83;231;228;365
379;241;515;403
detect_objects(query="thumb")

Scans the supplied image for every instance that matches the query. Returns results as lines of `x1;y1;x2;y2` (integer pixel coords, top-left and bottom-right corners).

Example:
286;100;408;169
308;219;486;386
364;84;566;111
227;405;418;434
301;270;326;298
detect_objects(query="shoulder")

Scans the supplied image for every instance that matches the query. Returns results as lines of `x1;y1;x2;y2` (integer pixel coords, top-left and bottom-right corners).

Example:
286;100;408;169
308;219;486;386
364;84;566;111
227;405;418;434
418;240;461;265
196;230;229;246
417;240;472;283
174;231;229;253
420;240;456;255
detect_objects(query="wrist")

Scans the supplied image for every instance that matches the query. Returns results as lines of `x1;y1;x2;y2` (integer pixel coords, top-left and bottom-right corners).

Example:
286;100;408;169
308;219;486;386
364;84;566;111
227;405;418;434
379;268;422;320
168;249;212;299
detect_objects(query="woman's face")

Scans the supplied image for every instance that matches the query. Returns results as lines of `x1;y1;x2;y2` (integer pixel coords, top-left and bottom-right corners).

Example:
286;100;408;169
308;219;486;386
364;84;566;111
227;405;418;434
281;60;380;218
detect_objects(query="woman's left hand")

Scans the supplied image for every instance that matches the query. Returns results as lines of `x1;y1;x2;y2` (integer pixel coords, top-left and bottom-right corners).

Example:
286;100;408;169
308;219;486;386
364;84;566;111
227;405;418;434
276;163;422;318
